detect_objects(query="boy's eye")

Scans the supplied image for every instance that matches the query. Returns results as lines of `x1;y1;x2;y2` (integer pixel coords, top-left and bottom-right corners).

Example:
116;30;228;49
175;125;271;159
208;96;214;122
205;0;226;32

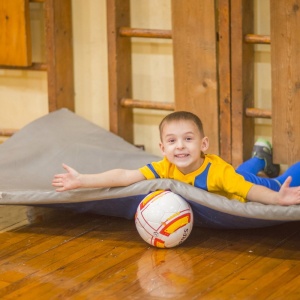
168;139;175;143
186;137;193;141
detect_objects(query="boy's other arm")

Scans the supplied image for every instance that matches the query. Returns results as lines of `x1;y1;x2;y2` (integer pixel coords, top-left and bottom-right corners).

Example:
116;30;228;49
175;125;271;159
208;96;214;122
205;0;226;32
246;176;300;205
52;163;146;192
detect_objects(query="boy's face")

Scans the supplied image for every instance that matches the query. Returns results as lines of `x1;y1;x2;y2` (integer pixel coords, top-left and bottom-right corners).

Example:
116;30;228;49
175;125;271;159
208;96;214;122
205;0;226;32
159;120;209;174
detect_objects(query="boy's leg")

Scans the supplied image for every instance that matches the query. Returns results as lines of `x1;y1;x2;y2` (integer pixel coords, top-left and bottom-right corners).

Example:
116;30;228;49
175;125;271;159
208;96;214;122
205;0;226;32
236;169;281;191
276;162;300;187
236;138;300;189
238;161;300;190
236;157;265;175
236;138;280;178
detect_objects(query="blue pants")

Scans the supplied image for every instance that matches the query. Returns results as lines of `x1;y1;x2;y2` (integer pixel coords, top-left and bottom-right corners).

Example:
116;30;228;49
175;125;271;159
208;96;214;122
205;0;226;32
236;157;300;192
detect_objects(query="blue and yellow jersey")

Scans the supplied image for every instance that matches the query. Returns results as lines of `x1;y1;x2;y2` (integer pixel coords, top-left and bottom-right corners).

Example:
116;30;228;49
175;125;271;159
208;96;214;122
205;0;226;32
139;154;254;203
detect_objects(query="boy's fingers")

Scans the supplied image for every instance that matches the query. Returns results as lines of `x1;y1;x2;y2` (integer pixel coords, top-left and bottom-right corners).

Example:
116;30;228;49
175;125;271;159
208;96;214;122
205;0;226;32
282;176;292;188
62;163;70;171
62;163;76;174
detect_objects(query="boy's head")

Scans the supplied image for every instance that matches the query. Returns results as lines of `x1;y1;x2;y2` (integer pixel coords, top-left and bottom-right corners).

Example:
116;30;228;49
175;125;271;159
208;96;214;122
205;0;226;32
159;111;205;141
158;111;208;174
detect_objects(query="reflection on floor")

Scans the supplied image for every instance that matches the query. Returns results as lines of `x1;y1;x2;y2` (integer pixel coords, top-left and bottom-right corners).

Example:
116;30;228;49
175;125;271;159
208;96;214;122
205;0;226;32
0;205;300;299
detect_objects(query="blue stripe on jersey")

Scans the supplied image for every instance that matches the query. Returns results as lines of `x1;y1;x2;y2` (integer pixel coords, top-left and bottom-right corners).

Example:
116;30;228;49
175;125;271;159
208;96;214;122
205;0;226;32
194;162;211;191
147;164;160;179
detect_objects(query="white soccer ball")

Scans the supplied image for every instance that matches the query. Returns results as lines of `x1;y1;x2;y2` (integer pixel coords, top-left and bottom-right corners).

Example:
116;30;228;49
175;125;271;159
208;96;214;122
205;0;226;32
135;190;194;248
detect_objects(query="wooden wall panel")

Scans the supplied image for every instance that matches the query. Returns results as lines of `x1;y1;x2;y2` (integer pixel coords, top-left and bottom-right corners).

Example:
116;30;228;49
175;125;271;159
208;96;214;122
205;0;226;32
271;0;300;164
171;0;219;154
0;0;32;66
106;0;133;144
230;0;254;167
217;0;232;163
45;0;74;112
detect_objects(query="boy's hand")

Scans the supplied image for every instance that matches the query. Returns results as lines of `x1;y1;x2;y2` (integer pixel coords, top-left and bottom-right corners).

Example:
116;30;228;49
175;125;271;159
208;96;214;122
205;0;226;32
52;163;81;192
278;176;300;205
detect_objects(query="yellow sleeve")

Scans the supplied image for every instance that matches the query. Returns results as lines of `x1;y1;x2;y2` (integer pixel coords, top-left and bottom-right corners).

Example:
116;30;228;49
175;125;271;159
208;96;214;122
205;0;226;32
139;159;167;180
139;164;157;179
210;162;254;199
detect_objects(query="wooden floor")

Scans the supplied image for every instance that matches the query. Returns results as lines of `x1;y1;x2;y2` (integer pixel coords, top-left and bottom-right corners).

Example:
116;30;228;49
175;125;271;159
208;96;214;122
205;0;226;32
0;205;300;299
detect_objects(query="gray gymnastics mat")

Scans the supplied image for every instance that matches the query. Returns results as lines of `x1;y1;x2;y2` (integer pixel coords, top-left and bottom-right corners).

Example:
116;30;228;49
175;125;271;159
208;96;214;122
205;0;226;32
0;109;299;229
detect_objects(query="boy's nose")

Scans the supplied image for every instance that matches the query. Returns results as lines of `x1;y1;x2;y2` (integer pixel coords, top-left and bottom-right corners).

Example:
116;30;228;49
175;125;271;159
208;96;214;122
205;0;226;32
176;140;185;149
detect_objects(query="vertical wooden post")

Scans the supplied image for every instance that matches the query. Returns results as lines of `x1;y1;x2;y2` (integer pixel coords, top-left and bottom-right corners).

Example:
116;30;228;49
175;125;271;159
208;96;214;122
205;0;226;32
230;0;254;167
171;0;219;154
106;0;133;143
271;0;300;164
45;0;74;112
217;0;232;163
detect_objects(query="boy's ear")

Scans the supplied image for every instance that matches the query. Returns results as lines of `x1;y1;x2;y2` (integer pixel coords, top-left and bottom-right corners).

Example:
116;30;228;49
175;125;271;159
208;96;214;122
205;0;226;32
201;136;209;152
159;142;165;155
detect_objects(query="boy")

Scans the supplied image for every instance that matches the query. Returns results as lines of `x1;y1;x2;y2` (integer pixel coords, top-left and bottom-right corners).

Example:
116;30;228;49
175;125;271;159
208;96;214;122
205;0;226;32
52;111;300;206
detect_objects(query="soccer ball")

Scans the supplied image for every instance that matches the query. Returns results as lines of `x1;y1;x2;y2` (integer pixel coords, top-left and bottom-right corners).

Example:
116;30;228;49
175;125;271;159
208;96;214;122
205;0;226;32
135;190;194;248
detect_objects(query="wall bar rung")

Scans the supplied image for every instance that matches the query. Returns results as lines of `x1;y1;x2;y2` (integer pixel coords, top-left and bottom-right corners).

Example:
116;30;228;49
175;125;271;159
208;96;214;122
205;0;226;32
119;27;172;39
121;98;174;111
245;108;272;118
0;129;17;137
244;34;270;44
0;63;47;71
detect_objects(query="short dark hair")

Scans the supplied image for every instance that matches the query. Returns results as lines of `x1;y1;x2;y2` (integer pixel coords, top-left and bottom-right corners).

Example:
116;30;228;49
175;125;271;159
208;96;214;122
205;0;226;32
159;111;205;140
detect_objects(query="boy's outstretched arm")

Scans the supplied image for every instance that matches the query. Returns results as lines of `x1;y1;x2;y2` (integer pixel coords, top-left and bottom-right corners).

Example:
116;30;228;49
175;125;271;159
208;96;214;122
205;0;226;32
52;163;146;192
247;176;300;205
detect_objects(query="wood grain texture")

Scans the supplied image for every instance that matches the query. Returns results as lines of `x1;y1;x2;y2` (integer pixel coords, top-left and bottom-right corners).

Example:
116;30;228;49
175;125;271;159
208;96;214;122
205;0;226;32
271;0;300;164
45;0;75;112
217;0;232;163
171;0;219;154
107;0;134;144
0;206;300;298
230;0;255;167
0;0;32;66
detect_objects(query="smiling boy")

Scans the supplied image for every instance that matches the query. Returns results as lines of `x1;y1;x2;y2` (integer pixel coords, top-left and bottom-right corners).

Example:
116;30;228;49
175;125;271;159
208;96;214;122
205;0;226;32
52;111;300;206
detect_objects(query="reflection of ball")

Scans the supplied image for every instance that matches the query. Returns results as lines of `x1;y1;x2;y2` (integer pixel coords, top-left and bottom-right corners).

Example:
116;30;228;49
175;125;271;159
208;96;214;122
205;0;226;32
137;249;194;298
135;190;194;248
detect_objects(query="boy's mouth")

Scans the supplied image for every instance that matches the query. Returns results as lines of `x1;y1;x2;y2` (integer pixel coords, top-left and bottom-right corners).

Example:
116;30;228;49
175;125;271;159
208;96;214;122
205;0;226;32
175;154;189;158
